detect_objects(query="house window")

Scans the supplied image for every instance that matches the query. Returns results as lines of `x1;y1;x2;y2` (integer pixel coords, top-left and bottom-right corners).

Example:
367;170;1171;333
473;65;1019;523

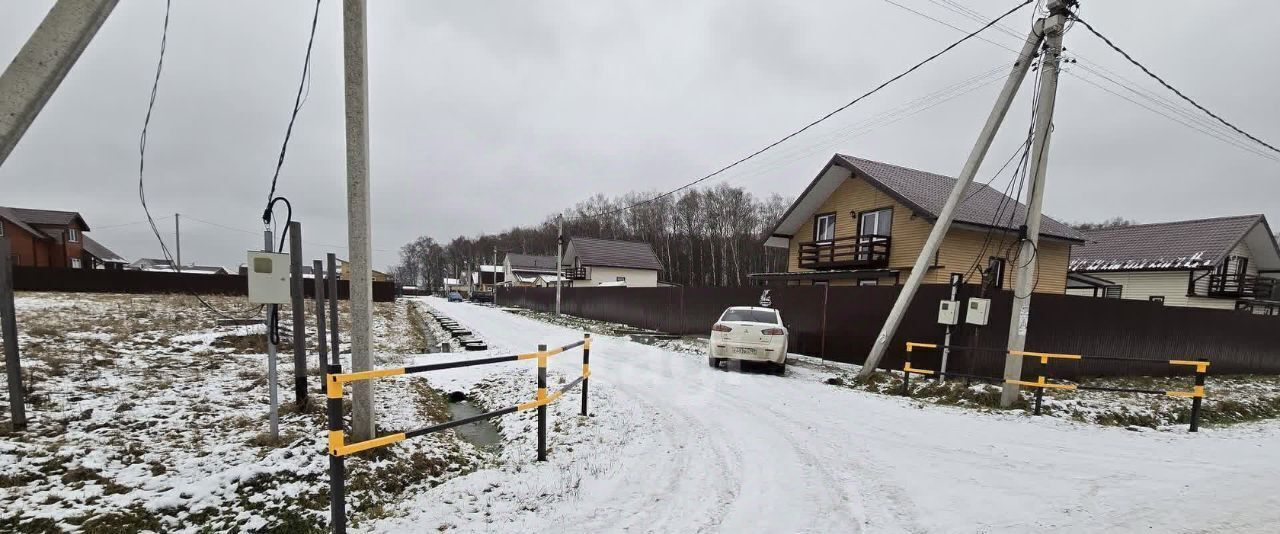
858;208;892;237
987;257;1006;289
1103;285;1123;299
67;228;79;242
70;258;82;269
616;276;626;282
858;278;878;286
813;213;836;243
0;222;4;236
1149;296;1165;304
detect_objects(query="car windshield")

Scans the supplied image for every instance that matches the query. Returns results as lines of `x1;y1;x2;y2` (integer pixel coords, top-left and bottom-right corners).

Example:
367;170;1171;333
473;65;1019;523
720;308;778;324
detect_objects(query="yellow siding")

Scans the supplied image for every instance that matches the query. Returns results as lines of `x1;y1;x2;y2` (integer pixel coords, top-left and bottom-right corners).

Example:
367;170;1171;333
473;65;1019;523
784;174;1070;294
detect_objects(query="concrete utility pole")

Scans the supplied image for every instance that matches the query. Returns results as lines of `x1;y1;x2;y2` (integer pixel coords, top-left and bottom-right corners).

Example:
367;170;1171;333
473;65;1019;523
343;0;376;442
263;230;279;439
492;247;498;303
174;213;181;268
1001;3;1069;407
0;0;117;167
859;14;1050;379
555;215;563;315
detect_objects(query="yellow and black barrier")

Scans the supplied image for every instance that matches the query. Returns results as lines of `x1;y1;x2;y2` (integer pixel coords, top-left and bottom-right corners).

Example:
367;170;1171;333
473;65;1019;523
900;342;1210;431
324;334;593;533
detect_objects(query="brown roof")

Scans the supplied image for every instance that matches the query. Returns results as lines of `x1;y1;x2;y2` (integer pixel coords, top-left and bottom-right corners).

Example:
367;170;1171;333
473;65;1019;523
81;235;127;263
5;207;90;230
1070;214;1271;272
506;253;558;272
0;207;45;238
769;155;1085;243
568;237;663;270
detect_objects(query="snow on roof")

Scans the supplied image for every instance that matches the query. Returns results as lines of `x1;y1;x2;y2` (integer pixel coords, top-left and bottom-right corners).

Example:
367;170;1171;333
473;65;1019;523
1070;215;1277;272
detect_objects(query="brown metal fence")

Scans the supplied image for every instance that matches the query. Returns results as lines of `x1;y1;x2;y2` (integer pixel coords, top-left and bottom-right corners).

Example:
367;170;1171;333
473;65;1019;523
498;284;1280;377
13;266;397;302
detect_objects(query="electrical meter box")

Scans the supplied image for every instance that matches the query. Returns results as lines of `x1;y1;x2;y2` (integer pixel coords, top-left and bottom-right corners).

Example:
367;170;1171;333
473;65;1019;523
966;297;991;326
247;251;292;304
937;299;960;325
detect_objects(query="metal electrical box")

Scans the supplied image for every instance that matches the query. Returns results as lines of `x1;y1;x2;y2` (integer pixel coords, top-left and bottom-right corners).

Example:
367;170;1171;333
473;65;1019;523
247;251;292;304
966;297;991;326
937;299;960;325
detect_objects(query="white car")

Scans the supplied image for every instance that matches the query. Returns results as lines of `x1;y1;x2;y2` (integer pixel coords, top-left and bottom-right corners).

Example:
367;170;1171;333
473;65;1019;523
708;306;788;374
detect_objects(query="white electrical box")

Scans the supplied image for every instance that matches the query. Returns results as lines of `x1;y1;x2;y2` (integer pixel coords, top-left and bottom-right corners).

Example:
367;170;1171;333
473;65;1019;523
937;299;959;325
247;251;292;304
966;297;991;326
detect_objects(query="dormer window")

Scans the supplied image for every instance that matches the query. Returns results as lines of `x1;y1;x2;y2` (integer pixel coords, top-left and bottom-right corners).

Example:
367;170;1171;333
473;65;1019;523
67;228;79;242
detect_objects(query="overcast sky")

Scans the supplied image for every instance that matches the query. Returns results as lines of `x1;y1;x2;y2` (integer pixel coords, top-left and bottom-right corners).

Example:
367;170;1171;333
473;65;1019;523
3;0;1277;270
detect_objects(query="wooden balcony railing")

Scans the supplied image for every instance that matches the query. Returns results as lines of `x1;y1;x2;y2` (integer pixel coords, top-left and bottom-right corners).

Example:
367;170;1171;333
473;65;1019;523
563;266;588;280
1207;273;1277;299
798;235;890;270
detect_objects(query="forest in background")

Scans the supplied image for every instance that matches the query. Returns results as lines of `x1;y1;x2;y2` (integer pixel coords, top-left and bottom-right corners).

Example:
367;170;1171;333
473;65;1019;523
389;183;794;289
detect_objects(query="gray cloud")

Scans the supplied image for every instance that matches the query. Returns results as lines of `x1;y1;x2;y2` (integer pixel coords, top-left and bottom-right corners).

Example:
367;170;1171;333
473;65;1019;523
2;0;1277;271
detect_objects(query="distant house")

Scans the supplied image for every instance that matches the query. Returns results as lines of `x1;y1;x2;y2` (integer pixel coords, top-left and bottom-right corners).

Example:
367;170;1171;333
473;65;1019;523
752;155;1085;291
0;206;122;269
503;253;559;287
81;236;128;270
335;259;390;282
1068;214;1280;315
130;258;229;275
468;265;505;292
562;237;663;287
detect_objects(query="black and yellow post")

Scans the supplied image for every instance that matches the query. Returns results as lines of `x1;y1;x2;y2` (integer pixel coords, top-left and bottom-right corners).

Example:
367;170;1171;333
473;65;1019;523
537;344;548;461
901;342;937;397
325;363;347;534
1168;359;1210;432
581;334;591;416
1190;358;1207;432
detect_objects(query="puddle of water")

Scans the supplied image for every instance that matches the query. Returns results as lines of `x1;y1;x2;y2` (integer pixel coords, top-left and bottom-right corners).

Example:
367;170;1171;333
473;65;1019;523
448;399;503;448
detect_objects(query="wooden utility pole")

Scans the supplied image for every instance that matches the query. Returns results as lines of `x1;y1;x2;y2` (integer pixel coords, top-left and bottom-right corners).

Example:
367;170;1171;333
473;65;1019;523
1001;2;1069;407
343;0;376;441
174;213;181;268
1;238;27;430
289;221;306;408
556;215;563;315
859;12;1052;379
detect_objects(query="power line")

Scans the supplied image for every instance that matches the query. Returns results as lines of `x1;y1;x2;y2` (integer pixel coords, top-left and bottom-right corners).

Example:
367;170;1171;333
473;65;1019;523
884;0;1280;164
181;214;397;253
263;0;321;213
1070;14;1280;155
570;0;1036;221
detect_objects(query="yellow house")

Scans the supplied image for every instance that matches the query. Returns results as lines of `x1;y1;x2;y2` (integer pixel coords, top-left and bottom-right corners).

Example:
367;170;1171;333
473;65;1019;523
753;154;1086;293
336;258;390;282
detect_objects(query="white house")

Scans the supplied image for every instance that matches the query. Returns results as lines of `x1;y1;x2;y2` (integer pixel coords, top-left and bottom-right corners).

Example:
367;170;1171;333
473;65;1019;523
562;237;663;288
1067;214;1280;315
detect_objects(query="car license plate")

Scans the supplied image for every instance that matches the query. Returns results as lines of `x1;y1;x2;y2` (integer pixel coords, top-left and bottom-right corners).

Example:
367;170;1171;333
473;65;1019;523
732;347;756;355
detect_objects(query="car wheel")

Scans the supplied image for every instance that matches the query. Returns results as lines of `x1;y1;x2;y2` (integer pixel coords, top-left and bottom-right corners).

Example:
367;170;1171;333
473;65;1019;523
708;357;721;368
773;359;787;376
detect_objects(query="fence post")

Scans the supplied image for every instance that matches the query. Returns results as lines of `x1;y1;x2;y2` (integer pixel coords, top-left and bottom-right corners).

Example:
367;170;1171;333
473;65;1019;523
1190;359;1207;432
0;238;27;431
325;363;346;534
327;253;340;366
314;260;329;393
901;370;911;397
290;222;307;408
537;343;547;461
1034;384;1045;416
581;334;590;416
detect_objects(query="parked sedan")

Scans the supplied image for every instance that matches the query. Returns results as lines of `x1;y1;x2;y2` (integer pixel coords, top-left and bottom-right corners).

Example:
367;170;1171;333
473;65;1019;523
708;306;788;374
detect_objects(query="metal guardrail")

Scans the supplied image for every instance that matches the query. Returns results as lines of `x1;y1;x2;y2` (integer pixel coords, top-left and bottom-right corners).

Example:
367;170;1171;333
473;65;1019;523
900;342;1209;431
324;334;593;533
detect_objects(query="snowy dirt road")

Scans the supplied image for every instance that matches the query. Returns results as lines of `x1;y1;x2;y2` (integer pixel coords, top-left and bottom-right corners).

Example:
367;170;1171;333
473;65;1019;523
369;299;1280;533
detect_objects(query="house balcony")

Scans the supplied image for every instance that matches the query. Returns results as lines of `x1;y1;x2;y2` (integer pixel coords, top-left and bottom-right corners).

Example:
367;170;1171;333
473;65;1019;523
1206;273;1277;299
563;266;588;280
798;235;890;270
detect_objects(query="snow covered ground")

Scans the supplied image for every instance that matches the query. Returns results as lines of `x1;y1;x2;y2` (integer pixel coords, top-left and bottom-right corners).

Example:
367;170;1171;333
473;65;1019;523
368;297;1280;533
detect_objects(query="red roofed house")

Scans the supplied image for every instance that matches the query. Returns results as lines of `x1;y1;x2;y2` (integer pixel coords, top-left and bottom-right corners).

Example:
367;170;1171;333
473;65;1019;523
0;206;127;269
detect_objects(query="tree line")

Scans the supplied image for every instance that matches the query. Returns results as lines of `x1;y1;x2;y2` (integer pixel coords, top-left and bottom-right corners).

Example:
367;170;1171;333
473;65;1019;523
389;183;794;289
